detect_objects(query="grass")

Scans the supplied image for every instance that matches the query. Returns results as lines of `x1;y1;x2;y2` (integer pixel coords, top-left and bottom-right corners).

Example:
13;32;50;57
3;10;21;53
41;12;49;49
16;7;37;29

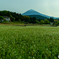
0;25;59;59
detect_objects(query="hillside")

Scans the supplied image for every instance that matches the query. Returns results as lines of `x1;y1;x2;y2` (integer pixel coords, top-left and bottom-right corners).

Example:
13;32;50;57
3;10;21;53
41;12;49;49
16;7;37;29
27;15;48;20
22;9;50;19
22;9;59;20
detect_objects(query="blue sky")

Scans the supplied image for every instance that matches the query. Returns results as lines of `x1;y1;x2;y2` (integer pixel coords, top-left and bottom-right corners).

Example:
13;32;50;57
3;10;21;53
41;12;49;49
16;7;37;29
0;0;59;17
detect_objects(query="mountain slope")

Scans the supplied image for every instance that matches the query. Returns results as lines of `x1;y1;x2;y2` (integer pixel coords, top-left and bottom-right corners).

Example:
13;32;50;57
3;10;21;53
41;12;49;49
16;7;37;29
22;9;41;15
27;15;48;20
22;9;50;19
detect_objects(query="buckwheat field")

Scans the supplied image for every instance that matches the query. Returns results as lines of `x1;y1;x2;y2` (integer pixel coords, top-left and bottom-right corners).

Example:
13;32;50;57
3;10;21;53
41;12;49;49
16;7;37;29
0;25;59;59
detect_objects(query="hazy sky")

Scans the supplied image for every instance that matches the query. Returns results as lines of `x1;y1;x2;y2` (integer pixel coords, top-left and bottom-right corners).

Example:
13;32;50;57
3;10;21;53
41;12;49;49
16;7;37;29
0;0;59;17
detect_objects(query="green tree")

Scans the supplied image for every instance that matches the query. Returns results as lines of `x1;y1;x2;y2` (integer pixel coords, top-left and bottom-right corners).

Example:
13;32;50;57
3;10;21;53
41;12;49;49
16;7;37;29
0;16;5;19
22;16;31;23
30;17;36;23
44;19;50;24
35;20;40;24
55;21;59;26
10;15;15;22
0;16;5;22
49;17;54;22
40;20;44;24
18;19;22;23
54;19;58;22
1;10;8;16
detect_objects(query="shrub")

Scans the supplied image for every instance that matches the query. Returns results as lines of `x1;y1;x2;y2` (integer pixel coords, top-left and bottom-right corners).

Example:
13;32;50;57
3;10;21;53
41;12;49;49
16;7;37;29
0;16;5;22
35;20;40;24
44;19;50;24
40;20;44;24
55;21;59;26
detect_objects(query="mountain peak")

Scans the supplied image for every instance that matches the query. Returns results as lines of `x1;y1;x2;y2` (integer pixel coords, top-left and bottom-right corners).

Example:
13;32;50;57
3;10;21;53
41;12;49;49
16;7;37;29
28;9;35;11
22;9;41;15
22;9;50;18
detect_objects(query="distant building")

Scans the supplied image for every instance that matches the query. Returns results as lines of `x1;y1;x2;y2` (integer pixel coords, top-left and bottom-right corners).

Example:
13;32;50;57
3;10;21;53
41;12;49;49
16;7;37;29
0;16;10;22
3;16;10;22
50;22;54;25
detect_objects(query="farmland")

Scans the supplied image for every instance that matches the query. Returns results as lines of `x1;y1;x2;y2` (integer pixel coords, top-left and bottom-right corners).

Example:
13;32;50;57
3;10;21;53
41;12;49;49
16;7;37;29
0;25;59;59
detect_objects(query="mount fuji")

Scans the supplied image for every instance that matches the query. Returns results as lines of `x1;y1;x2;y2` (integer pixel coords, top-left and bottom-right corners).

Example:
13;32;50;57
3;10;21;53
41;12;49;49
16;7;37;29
22;9;58;20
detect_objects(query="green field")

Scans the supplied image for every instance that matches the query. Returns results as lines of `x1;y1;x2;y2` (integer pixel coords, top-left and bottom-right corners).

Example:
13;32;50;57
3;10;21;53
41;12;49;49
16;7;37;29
0;25;59;59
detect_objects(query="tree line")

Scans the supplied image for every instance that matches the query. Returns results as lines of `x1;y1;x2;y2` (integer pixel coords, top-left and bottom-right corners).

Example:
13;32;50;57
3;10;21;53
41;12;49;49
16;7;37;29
0;10;59;25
